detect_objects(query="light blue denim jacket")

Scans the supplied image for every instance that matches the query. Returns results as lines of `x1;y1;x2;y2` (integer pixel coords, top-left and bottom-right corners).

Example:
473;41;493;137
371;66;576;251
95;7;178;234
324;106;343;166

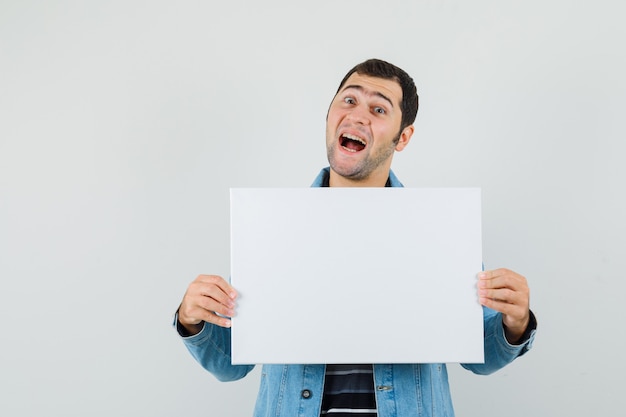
178;167;537;417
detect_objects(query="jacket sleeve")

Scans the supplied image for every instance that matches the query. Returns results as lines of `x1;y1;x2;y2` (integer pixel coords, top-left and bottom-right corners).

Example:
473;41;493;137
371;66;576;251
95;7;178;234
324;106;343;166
175;314;255;382
461;306;537;375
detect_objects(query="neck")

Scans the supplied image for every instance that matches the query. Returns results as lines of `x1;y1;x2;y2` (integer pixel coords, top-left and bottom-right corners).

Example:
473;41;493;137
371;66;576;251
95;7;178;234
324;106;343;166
329;168;390;187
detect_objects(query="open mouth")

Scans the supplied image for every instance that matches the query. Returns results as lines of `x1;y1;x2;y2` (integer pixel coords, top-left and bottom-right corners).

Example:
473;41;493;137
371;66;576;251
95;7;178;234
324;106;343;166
340;133;366;152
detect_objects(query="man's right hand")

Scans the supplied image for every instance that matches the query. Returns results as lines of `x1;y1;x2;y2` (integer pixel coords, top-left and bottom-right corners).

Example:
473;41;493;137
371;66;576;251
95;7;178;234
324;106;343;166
177;274;238;335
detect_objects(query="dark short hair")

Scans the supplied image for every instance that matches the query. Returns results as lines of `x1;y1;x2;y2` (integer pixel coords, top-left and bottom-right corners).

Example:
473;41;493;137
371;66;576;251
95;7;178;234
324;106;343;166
336;58;419;131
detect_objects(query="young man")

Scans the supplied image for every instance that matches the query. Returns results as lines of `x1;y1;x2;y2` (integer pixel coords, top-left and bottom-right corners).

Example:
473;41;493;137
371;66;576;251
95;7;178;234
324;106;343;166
175;59;537;417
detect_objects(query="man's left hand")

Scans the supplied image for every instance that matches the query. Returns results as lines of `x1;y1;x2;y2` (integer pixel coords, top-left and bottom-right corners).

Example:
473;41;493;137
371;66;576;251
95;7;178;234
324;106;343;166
478;268;530;344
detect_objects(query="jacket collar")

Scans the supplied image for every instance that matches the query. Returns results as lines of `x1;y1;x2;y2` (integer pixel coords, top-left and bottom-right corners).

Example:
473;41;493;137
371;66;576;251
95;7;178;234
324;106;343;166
311;167;404;188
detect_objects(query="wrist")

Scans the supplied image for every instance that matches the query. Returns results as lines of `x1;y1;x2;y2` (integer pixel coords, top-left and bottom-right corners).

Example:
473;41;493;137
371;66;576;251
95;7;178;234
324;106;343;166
503;311;537;345
175;306;203;337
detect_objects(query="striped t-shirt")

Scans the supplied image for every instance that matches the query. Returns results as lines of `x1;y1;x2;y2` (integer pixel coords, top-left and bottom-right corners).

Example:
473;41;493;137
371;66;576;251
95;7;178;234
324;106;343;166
320;364;377;416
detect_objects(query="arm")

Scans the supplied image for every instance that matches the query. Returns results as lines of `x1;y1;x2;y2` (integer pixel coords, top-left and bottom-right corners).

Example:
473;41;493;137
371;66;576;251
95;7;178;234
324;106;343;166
175;274;255;381
462;306;537;375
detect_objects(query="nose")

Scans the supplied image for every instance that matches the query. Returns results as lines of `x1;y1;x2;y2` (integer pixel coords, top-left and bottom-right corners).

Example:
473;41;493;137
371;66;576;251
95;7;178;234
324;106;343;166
346;104;370;125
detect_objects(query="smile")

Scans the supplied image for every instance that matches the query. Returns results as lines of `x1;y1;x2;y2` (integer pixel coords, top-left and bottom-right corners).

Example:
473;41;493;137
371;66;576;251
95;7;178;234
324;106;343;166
340;133;367;152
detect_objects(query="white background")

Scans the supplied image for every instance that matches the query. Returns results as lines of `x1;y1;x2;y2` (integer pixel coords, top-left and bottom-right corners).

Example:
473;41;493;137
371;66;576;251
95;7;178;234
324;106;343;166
1;1;624;416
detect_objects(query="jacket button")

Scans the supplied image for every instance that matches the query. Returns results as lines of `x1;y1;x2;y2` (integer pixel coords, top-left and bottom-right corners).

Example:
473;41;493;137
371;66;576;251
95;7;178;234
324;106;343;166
301;389;312;399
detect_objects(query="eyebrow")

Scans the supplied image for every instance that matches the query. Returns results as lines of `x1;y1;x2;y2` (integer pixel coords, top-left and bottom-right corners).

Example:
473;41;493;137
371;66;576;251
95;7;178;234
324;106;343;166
341;84;395;108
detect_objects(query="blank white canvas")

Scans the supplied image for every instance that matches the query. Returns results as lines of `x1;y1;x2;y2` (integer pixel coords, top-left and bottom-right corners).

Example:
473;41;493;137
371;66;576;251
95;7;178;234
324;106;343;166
230;188;484;364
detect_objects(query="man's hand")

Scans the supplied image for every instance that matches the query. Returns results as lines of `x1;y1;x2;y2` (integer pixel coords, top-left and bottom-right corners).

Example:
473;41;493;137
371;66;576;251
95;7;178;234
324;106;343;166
478;268;530;344
178;274;238;336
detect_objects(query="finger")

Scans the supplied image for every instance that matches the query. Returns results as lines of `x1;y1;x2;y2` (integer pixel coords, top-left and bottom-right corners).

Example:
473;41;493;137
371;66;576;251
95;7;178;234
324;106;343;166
179;275;238;327
479;295;526;319
196;274;238;300
184;282;237;319
193;308;234;328
478;287;520;305
190;281;236;311
188;275;237;311
478;269;528;292
179;296;235;328
478;285;529;323
477;268;511;282
194;290;236;318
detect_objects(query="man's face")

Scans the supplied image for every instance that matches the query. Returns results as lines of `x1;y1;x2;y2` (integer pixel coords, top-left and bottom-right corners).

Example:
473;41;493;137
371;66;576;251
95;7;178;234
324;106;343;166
326;72;412;184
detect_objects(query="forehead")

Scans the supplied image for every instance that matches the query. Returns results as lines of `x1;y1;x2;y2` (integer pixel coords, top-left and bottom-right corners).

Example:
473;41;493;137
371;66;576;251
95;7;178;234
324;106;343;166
338;73;403;107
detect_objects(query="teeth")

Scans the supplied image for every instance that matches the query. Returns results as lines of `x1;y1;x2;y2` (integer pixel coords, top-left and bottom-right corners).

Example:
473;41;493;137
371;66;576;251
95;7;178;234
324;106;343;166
343;133;366;145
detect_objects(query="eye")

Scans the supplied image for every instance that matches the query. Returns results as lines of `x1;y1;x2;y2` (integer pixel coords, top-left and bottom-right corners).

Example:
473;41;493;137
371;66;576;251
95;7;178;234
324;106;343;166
343;97;356;105
373;106;386;115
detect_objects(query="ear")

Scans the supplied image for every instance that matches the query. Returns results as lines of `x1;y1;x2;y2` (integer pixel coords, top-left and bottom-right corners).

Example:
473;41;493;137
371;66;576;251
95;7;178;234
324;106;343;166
395;125;414;152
